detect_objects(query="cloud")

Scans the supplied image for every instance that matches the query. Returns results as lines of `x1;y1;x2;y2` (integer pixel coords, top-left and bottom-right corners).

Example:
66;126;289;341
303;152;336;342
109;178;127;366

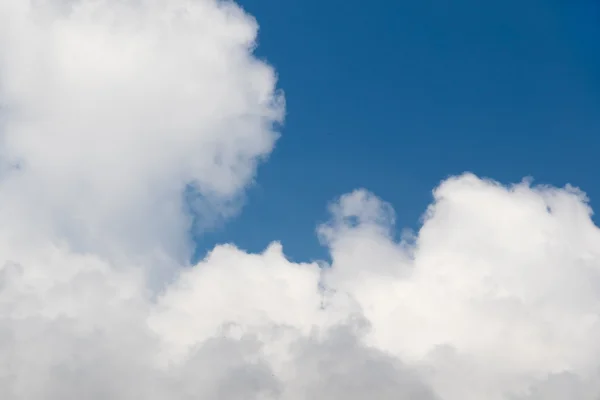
0;0;283;268
1;1;600;400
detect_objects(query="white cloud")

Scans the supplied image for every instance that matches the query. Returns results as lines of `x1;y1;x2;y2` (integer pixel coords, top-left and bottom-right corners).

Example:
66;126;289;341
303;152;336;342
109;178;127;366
1;1;600;399
0;0;283;269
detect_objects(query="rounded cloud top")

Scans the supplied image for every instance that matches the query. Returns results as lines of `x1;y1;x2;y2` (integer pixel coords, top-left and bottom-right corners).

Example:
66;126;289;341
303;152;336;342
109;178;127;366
0;0;284;259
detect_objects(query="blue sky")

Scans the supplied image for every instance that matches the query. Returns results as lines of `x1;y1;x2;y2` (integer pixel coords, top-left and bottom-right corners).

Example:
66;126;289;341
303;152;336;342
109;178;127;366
195;0;600;263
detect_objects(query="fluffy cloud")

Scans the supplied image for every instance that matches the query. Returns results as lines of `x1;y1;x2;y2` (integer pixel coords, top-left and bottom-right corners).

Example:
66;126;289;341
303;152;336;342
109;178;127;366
0;0;283;269
1;1;600;399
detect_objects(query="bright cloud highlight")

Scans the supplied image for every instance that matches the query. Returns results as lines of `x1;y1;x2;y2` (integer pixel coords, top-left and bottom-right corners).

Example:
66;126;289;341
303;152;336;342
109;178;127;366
0;0;283;268
1;1;600;400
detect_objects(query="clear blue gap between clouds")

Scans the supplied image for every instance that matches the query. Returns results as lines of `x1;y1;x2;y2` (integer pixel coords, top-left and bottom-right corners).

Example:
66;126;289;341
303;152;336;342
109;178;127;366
190;0;600;265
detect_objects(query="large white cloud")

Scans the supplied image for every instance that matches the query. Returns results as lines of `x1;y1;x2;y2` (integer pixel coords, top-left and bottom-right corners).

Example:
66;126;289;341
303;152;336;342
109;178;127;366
1;1;600;399
0;0;283;270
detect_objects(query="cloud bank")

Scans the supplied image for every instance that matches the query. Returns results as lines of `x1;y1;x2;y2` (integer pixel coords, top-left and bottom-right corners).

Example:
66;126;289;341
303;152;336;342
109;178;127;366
1;1;600;399
0;0;283;270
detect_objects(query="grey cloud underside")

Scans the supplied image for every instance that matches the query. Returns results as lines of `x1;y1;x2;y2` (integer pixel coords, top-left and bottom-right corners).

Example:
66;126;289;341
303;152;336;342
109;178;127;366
0;316;436;400
2;1;600;400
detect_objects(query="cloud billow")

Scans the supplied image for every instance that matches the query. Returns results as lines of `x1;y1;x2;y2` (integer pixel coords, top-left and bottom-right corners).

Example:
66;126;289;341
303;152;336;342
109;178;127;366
1;1;600;399
0;0;283;265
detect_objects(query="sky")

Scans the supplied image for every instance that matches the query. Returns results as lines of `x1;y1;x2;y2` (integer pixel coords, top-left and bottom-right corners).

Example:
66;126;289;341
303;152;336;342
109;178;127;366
1;1;600;399
195;0;600;262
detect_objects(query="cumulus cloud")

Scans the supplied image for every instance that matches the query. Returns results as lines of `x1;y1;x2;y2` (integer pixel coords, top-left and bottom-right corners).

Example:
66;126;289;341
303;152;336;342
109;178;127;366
1;1;600;399
0;0;283;268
